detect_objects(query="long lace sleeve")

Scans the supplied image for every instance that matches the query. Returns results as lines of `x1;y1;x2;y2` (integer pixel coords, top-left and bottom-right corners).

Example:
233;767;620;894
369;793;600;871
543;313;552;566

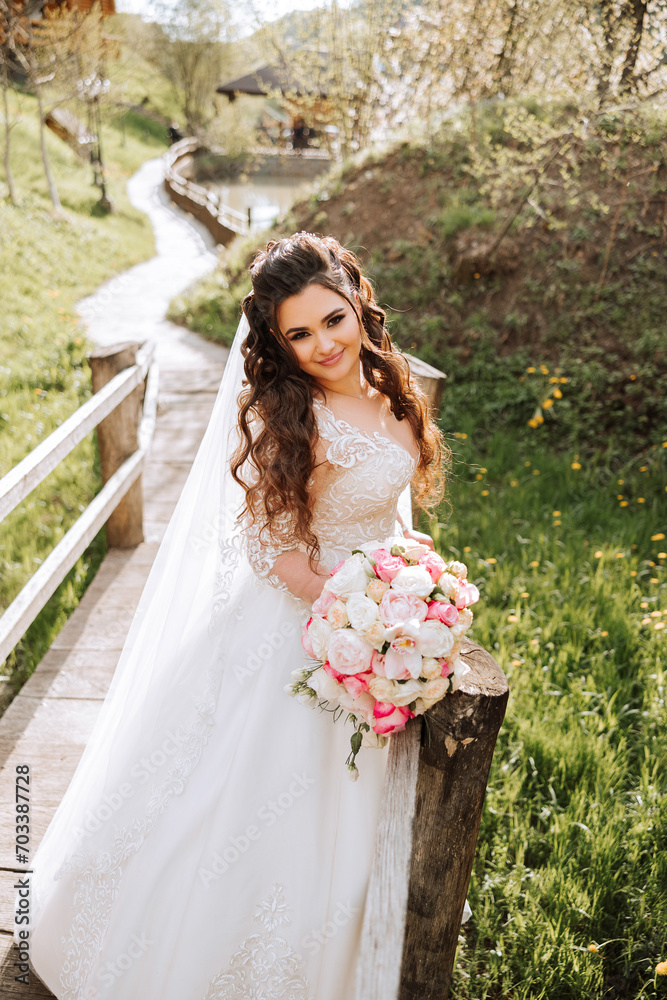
242;508;305;597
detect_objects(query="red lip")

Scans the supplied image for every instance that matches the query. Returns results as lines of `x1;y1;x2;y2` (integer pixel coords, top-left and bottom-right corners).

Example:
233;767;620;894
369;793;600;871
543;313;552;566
318;349;344;366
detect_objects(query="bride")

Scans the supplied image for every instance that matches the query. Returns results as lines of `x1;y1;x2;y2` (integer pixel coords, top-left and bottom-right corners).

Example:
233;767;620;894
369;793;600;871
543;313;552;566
24;232;445;1000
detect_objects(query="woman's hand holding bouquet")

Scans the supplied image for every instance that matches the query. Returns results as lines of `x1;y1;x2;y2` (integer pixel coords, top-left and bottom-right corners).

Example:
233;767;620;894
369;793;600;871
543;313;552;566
285;536;479;779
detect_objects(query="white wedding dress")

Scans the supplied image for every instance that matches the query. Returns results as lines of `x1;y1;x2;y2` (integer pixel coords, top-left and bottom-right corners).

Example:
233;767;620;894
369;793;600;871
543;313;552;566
25;374;417;1000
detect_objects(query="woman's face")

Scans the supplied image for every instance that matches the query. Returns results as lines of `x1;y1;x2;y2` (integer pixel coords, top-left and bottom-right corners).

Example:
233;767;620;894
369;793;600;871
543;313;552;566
274;283;362;392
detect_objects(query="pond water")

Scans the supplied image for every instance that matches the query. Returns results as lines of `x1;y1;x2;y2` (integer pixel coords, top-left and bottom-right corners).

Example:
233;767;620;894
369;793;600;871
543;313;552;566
208;173;324;232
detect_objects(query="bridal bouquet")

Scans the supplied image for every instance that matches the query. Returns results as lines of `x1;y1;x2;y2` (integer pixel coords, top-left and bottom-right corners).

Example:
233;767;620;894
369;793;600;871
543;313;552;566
285;536;479;779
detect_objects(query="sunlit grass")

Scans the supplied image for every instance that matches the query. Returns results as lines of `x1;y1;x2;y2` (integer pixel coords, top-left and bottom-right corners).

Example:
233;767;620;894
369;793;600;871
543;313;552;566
427;434;667;1000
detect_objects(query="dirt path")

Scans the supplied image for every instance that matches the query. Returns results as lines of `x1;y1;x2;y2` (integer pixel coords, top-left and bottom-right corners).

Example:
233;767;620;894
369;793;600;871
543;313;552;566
77;155;228;371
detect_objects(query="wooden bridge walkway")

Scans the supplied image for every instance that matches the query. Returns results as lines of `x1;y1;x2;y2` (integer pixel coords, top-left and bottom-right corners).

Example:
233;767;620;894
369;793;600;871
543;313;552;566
0;364;225;997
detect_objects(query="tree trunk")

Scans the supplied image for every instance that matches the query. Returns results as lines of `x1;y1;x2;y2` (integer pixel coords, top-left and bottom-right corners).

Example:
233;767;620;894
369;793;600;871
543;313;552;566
619;0;647;94
1;56;17;205
26;20;61;212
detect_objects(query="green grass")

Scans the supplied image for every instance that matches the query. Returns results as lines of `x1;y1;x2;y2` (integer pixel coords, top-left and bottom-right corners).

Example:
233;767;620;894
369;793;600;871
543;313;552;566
425;427;667;1000
0;85;170;712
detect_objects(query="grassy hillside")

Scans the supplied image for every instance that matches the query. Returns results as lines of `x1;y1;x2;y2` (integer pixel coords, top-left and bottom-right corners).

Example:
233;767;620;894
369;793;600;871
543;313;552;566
169;100;667;998
0;72;173;714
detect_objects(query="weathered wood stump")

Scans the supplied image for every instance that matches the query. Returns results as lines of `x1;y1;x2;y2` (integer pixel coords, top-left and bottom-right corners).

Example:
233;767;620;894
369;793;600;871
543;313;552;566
89;343;146;548
356;638;509;1000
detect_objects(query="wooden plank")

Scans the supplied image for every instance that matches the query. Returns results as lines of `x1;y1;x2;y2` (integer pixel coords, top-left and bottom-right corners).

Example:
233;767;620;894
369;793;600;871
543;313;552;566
0;348;153;524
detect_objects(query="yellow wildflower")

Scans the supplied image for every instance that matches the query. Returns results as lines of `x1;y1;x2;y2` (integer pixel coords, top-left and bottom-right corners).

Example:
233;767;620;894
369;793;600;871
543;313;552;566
511;659;522;667
655;622;665;631
543;398;554;409
530;560;539;568
656;961;667;975
651;533;665;541
572;461;581;470
650;610;661;618
594;550;603;558
463;546;471;552
553;388;563;399
638;498;645;504
532;469;540;475
640;602;649;609
511;479;518;487
486;557;497;564
481;489;490;496
617;495;624;500
554;520;561;526
618;479;624;485
476;473;483;480
526;367;536;373
588;944;599;953
658;552;667;559
540;365;549;374
508;615;519;623
520;592;530;598
616;552;625;558
553;510;561;517
620;501;628;507
525;461;531;467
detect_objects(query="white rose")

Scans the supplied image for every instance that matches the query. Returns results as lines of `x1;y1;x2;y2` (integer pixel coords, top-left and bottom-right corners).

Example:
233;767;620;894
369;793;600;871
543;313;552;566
445;560;468;580
390;566;435;599
365;620;387;651
308;616;332;661
423;677;450;702
366;577;390;603
309;667;342;701
420;657;443;680
346;593;380;632
436;572;459;599
324;553;370;597
336;689;376;727
416;620;455;658
450;608;473;640
328;629;374;675
400;538;432;561
368;676;399;702
326;599;349;630
390;677;425;707
361;730;389;749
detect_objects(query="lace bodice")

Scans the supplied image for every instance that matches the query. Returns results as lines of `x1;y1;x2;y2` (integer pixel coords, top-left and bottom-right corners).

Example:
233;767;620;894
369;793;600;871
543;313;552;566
243;398;416;592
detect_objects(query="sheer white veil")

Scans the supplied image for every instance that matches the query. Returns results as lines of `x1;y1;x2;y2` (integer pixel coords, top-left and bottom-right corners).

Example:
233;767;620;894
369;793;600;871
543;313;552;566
30;311;257;913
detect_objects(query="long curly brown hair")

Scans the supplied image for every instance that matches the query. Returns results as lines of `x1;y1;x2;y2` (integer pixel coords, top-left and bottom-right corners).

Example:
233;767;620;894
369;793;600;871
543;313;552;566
231;231;446;565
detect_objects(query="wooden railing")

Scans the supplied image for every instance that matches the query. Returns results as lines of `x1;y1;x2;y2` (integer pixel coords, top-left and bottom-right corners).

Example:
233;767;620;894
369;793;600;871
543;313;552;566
0;341;158;665
164;138;251;245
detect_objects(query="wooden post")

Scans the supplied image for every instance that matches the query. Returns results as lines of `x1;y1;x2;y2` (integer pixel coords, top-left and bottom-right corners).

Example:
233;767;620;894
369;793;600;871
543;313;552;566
89;342;146;548
356;639;509;1000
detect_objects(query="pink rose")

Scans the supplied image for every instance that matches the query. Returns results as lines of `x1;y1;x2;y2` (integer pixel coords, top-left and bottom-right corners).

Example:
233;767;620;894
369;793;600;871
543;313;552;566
312;589;337;615
372;703;414;735
371;650;387;676
323;660;345;683
301;619;315;658
330;560;345;576
327;629;374;675
341;671;373;699
455;581;480;610
379;590;429;627
371;548;407;583
418;551;447;583
425;601;460;626
441;660;452;677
